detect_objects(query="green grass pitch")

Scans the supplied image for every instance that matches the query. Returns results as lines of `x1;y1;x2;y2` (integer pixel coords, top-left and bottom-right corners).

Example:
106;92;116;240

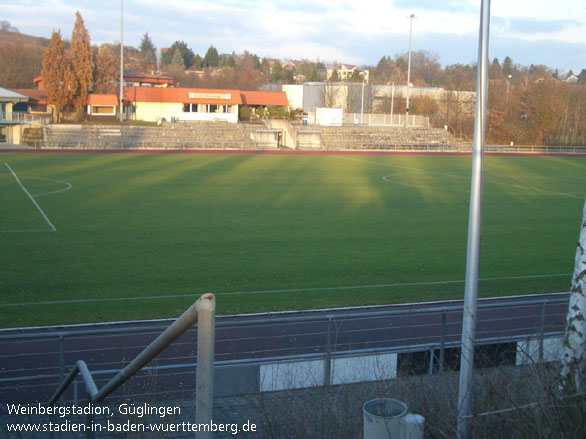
1;152;584;328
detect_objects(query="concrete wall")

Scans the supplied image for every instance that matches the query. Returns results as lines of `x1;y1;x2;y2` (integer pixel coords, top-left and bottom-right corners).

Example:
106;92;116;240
282;85;304;109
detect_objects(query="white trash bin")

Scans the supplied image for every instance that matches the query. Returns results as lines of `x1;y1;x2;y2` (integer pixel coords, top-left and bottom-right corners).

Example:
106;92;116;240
363;398;408;439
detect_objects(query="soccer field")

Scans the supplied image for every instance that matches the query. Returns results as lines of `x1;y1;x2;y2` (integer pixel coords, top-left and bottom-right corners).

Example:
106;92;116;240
1;152;584;328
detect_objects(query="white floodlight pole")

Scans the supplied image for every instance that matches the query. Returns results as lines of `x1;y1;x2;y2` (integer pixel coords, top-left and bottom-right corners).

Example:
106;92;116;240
391;83;395;125
456;1;491;438
119;0;124;122
405;14;415;128
360;80;365;124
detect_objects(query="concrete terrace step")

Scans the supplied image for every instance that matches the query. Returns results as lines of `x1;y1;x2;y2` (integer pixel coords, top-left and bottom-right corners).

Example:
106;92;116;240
43;123;256;150
295;126;461;150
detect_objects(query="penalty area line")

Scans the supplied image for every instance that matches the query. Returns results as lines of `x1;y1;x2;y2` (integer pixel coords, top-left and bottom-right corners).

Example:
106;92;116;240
4;163;56;232
0;273;572;308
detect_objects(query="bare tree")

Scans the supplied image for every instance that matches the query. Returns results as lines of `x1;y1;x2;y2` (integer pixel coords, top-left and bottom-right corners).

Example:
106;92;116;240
321;83;343;108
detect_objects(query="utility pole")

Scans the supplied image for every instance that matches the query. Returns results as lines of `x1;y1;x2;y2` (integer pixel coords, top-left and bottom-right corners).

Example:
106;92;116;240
119;0;124;122
456;1;491;438
405;14;415;128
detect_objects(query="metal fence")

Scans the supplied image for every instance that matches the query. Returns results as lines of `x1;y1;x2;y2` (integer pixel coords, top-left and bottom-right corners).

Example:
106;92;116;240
1;112;50;126
343;113;430;128
0;294;569;409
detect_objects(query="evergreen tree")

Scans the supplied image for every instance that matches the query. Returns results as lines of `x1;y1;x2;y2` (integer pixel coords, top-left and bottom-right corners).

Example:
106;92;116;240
307;66;320;82
171;49;186;69
502;56;514;75
260;58;271;76
203;45;220;67
70;11;94;116
139;32;157;70
42;30;76;122
271;59;283;81
161;41;195;68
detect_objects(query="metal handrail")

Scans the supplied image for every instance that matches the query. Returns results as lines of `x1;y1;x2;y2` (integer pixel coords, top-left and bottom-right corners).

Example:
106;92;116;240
47;293;215;436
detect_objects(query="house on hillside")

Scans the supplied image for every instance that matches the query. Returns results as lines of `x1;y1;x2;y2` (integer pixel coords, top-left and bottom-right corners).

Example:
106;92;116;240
563;74;579;84
10;76;49;113
327;65;370;84
122;71;174;87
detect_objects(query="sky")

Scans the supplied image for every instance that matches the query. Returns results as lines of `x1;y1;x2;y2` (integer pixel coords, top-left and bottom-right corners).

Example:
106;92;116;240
1;0;585;74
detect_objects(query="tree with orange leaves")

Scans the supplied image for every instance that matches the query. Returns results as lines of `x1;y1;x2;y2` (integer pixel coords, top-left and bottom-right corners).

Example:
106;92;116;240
41;30;76;123
93;45;117;94
70;11;94;118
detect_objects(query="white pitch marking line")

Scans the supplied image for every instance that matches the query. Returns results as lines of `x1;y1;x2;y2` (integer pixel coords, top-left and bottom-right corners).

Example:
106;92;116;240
0;273;572;308
381;173;583;198
4;163;57;232
24;177;73;197
0;229;55;233
335;155;584;198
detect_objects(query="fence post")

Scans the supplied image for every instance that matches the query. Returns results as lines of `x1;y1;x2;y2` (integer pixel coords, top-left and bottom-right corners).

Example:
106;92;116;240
428;349;435;375
324;317;333;386
196;294;216;438
539;302;546;363
439;311;447;372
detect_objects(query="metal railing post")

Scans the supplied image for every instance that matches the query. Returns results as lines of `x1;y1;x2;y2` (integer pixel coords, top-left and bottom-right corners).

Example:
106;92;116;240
59;335;65;384
429;348;435;375
439;311;447;373
539;302;546;363
196;294;216;438
49;294;215;406
324;317;333;386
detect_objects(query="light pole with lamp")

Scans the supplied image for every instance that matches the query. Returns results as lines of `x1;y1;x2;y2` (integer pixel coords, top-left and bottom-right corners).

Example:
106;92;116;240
119;0;124;122
405;14;415;128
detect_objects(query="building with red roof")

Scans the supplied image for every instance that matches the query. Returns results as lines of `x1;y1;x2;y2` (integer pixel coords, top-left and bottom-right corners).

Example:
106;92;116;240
29;73;289;124
87;94;119;117
118;87;288;123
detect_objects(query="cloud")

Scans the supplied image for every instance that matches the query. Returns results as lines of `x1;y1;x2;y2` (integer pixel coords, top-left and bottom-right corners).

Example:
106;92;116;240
1;0;584;72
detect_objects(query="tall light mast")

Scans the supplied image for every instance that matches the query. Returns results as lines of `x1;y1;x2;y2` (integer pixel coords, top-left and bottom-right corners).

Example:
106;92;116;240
119;0;124;122
405;14;415;128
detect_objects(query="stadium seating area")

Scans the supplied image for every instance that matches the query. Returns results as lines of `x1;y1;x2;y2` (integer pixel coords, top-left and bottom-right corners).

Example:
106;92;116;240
300;125;464;151
43;121;258;150
41;121;463;151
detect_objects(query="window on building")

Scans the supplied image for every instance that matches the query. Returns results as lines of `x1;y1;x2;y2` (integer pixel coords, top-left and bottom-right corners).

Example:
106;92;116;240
183;103;191;112
209;104;218;113
29;104;48;113
92;106;115;115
